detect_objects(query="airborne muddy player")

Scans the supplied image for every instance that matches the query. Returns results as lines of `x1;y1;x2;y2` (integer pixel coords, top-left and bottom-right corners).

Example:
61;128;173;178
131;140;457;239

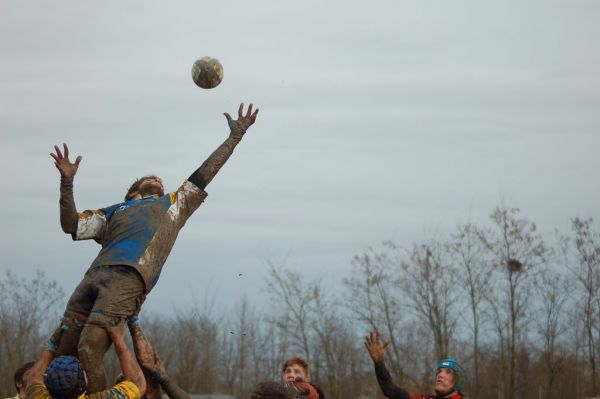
48;103;259;393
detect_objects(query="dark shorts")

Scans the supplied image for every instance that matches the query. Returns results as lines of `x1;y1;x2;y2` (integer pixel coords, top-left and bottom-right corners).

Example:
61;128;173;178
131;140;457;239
63;265;146;328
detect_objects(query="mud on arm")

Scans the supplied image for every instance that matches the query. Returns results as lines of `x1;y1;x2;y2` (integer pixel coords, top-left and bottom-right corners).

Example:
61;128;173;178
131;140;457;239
109;322;146;396
128;318;190;399
148;370;191;399
59;177;79;234
187;131;244;190
187;102;258;190
50;143;82;234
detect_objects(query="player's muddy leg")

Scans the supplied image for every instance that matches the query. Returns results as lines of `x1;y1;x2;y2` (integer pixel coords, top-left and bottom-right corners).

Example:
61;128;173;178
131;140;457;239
55;313;87;357
57;273;96;357
78;324;111;393
55;324;81;357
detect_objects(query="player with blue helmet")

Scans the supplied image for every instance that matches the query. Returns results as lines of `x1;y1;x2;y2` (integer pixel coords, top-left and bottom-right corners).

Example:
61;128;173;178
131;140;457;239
365;331;465;399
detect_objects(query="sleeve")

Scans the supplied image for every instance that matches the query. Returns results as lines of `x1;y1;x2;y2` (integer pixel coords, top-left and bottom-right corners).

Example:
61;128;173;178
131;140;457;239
374;361;411;399
72;209;107;242
187;131;244;190
59;176;79;234
167;182;208;228
26;384;52;399
148;370;191;399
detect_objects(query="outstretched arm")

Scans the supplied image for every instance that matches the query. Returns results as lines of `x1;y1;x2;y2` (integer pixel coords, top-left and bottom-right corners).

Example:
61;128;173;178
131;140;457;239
188;103;259;190
128;318;191;399
108;321;146;396
50;143;82;234
364;331;409;399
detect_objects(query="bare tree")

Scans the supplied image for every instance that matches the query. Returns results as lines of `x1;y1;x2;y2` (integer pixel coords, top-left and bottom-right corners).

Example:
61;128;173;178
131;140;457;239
265;261;315;359
400;240;460;361
311;286;355;399
343;245;407;384
265;261;370;399
225;297;264;398
166;306;220;393
533;266;573;399
564;217;600;394
448;223;493;399
480;206;547;399
0;269;64;396
246;311;280;384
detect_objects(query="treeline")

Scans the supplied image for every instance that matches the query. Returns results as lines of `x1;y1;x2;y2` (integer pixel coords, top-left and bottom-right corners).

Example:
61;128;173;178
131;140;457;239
1;205;598;399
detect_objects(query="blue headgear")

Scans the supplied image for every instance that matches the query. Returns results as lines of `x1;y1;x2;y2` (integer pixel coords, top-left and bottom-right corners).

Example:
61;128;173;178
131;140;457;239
437;358;465;391
44;356;86;398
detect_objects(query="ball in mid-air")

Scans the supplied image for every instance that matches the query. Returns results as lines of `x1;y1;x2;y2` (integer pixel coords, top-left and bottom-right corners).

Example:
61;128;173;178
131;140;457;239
191;56;224;89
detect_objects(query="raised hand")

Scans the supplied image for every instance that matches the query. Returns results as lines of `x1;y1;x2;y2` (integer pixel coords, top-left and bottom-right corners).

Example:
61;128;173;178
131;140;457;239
224;102;259;134
50;143;82;178
364;331;390;363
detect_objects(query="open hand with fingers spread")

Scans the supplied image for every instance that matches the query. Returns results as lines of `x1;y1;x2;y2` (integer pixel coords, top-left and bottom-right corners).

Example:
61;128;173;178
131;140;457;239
224;102;259;135
364;331;391;363
50;143;82;179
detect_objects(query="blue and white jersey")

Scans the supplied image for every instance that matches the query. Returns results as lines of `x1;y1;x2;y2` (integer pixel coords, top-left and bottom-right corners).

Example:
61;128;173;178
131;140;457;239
74;180;207;293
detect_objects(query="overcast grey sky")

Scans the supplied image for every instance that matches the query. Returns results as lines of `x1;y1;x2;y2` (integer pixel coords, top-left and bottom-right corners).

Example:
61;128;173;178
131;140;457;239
1;1;599;314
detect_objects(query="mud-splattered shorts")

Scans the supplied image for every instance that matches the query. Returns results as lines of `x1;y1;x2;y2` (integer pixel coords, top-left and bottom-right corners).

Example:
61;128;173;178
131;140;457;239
63;264;146;329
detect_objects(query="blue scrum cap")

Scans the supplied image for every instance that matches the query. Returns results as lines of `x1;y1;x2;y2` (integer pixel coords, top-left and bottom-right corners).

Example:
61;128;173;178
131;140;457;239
437;358;465;391
43;355;86;396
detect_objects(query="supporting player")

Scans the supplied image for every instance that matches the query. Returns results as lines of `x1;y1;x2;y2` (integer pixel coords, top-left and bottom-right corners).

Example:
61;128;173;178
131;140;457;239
24;322;145;399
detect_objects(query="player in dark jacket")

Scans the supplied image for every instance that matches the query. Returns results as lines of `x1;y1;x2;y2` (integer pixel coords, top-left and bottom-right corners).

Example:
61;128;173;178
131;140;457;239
364;331;465;399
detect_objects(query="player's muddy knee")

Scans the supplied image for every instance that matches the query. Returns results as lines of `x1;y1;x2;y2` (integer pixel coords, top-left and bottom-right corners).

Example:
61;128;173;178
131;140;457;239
61;311;87;333
78;325;110;361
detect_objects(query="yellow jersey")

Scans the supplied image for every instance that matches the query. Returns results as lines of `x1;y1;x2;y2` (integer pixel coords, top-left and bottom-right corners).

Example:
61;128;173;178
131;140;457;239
26;381;141;399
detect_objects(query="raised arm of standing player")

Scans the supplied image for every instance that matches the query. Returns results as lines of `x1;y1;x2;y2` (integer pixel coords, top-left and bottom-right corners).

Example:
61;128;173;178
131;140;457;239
167;102;260;228
128;318;190;399
50;143;83;234
364;331;410;399
187;102;259;190
108;321;146;396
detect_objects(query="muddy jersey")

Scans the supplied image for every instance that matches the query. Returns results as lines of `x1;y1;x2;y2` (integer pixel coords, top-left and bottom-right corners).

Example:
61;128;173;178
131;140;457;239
73;180;207;293
26;381;141;399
